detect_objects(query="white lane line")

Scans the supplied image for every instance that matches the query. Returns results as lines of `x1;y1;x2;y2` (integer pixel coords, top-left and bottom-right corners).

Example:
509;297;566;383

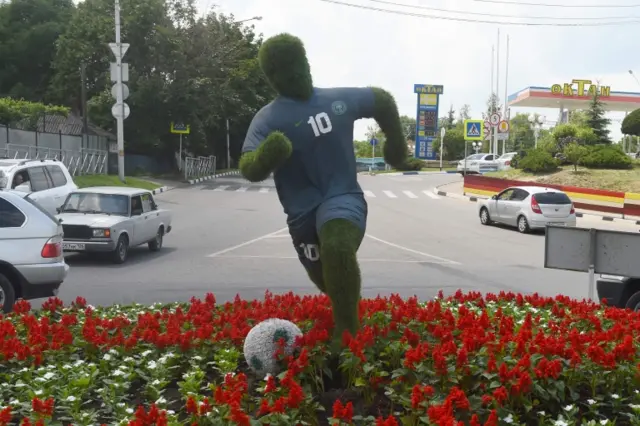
213;255;452;264
213;185;229;192
364;190;376;198
383;190;397;198
258;188;270;193
236;186;249;192
403;190;418;199
424;190;440;199
365;234;461;265
206;227;289;257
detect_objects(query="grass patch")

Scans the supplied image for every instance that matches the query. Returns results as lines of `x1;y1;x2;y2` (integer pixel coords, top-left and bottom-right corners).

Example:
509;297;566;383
370;167;457;174
73;174;162;190
485;165;640;192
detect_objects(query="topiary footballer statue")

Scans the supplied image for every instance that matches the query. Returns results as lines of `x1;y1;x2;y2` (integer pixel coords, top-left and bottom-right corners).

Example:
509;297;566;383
239;33;408;354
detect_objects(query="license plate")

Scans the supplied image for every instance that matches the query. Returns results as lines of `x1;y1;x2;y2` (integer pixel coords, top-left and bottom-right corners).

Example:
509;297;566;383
548;222;566;226
63;243;86;250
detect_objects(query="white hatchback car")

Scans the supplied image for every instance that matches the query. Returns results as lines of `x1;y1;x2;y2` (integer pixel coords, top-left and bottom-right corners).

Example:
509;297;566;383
478;186;577;233
0;159;78;216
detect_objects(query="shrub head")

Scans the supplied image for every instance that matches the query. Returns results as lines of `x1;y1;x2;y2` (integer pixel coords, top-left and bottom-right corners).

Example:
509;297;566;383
258;33;313;101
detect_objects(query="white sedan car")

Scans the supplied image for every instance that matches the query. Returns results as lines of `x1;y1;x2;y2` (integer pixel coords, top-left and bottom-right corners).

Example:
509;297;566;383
478;186;577;233
457;153;498;174
496;152;518;170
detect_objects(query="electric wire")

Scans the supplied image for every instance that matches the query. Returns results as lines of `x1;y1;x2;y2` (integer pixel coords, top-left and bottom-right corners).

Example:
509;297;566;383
318;0;640;25
468;0;640;8
364;0;638;20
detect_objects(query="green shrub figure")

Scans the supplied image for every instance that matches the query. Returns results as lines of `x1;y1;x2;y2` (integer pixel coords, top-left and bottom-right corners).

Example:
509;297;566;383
396;157;424;171
581;145;632;169
518;148;559;173
238;33;408;356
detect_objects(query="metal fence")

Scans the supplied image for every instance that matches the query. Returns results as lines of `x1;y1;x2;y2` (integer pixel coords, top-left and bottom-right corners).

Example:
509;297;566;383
0;143;108;176
184;155;216;180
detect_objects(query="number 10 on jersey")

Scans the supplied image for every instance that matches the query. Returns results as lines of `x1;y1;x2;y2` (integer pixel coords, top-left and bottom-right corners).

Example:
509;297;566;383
308;112;333;137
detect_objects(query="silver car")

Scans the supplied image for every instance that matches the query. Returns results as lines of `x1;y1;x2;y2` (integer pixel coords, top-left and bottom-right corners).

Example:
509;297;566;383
56;187;173;264
0;190;69;312
477;186;577;233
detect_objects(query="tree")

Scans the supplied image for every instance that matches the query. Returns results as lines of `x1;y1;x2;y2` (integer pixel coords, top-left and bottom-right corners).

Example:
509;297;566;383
586;90;611;144
445;105;455;129
568;110;589;127
399;115;416;141
621;108;640;137
354;140;382;158
0;0;75;101
0;97;68;129
563;143;588;171
484;94;501;120
432;127;465;161
457;104;470;122
509;113;536;151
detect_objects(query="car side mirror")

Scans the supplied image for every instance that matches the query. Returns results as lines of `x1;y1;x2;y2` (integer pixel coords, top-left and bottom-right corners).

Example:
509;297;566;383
491;195;497;200
56;207;61;214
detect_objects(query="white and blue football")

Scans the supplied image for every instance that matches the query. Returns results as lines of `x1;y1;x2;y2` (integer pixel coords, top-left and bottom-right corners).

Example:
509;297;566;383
243;318;303;377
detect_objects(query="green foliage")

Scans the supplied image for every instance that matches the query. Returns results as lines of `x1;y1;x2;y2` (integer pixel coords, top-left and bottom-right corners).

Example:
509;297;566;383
581;145;632;169
517;148;559;173
586;91;611;144
432;127;464;161
258;33;313;101
621;108;640;137
563;143;589;171
353;140;382;158
239;131;292;182
371;87;407;168
396;157;424;171
0;97;69;129
399;115;416;141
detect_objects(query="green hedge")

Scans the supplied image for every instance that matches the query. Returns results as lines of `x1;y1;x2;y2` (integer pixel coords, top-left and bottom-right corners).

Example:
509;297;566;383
396;157;424;171
516;148;559;173
581;145;632;169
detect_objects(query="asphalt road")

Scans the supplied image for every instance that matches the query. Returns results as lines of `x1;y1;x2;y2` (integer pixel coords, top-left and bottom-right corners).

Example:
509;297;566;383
53;173;640;308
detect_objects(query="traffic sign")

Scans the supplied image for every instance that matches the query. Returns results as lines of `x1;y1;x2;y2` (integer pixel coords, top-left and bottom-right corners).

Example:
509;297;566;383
463;119;484;141
497;132;509;141
498;120;510;133
111;103;130;120
489;113;501;126
483;121;492;141
109;43;130;58
171;122;190;134
111;83;129;101
370;138;379;146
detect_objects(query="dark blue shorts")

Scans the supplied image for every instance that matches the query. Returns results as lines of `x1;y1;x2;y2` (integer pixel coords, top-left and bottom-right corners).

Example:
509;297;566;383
288;193;368;278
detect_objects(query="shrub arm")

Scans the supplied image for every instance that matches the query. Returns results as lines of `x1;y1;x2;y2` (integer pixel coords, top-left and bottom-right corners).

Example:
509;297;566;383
371;87;408;169
239;131;293;182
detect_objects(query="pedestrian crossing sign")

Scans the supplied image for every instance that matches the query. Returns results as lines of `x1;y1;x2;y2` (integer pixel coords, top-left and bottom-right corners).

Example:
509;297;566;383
464;119;484;141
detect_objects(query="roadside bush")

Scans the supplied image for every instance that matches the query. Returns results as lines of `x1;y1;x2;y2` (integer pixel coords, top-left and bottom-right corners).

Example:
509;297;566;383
517;148;559;173
581;145;633;169
396;157;424;171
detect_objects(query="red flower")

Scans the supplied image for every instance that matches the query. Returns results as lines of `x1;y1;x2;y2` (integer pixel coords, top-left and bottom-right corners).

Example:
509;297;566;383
332;400;354;422
376;415;399;426
31;398;54;417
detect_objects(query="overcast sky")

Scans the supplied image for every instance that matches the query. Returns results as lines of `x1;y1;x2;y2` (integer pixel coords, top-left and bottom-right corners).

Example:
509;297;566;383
202;0;640;142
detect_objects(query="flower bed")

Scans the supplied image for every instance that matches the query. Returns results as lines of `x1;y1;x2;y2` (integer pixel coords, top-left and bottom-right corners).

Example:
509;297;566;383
1;290;640;425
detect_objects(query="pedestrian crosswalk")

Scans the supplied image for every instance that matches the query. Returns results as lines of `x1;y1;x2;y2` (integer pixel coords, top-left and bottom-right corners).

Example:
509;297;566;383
200;183;442;200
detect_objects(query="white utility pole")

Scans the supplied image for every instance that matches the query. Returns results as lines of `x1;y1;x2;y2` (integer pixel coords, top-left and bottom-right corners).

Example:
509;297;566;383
495;28;500;155
226;119;231;169
109;0;130;183
503;34;510;155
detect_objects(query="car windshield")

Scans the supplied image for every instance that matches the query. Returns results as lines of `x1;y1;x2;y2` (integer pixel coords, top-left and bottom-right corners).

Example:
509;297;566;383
534;192;572;205
61;193;129;216
466;154;484;160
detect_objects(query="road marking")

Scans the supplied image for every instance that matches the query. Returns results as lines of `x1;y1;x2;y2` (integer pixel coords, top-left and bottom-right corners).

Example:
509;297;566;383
213;255;451;264
236;186;249;192
424;190;440;199
383;190;397;198
213;185;229;192
258;188;270;193
364;190;376;198
402;190;418;199
365;234;461;265
206;227;289;257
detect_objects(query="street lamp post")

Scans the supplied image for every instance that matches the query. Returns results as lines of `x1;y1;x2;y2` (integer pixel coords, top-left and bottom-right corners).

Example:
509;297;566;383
629;70;640;88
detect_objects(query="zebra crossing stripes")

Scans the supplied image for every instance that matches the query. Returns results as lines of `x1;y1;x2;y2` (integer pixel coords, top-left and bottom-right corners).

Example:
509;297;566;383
200;184;444;200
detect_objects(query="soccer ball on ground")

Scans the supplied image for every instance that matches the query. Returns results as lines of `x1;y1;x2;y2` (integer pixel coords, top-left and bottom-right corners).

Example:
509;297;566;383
243;318;303;377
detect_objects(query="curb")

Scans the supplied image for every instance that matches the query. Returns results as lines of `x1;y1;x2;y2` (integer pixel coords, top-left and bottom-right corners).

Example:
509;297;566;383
187;170;240;185
151;186;171;195
432;187;640;225
377;170;459;176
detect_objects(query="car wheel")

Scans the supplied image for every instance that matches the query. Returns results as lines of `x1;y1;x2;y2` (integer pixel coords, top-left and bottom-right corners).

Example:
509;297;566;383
148;228;164;252
0;273;16;313
624;291;640;311
112;235;129;264
517;215;530;234
479;207;492;225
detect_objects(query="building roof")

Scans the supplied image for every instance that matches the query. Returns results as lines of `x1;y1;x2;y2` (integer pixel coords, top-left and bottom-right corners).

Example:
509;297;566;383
508;86;640;112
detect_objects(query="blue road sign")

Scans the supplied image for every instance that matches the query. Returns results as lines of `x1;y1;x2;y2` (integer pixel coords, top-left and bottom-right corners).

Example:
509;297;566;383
370;138;379;146
463;119;484;141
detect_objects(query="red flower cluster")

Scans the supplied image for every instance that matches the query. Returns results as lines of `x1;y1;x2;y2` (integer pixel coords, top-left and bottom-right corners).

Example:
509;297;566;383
1;289;640;424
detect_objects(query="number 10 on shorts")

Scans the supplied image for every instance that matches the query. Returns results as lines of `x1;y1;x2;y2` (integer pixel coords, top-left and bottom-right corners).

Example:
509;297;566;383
299;243;320;261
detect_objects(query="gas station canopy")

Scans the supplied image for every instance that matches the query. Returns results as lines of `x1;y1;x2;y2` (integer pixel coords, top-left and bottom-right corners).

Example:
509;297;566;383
508;79;640;112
